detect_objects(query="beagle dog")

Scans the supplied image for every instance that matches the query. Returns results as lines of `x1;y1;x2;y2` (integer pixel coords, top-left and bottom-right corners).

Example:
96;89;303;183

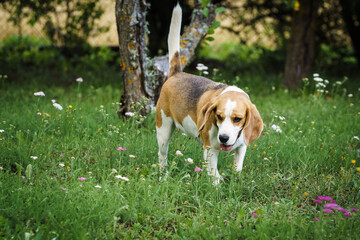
156;4;263;184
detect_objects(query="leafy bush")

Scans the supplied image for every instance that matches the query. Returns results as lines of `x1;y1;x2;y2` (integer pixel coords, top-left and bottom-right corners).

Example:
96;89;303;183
1;0;106;46
198;42;285;74
0;35;121;87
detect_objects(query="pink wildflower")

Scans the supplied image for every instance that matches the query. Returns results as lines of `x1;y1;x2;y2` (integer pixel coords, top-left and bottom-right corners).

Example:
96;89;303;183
313;218;319;221
324;203;339;209
314;199;322;204
252;213;258;217
324;203;348;213
317;196;334;202
323;209;333;213
351;208;359;212
344;213;352;217
337;208;348;213
78;177;86;181
60;187;66;190
117;147;127;151
195;167;203;172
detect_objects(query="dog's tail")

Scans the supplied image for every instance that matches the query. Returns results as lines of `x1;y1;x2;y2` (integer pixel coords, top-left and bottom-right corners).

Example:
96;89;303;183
168;3;182;77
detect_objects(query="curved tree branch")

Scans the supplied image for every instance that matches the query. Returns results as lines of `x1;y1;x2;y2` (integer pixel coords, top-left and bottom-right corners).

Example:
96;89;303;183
116;0;217;116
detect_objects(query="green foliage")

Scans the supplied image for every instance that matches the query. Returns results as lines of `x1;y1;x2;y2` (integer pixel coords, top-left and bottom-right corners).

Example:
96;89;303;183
0;58;359;238
0;35;51;48
0;35;121;87
202;2;224;44
0;0;106;46
198;42;285;77
197;42;359;84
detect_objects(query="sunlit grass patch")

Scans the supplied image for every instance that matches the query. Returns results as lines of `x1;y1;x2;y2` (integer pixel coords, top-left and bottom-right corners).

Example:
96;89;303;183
0;73;359;239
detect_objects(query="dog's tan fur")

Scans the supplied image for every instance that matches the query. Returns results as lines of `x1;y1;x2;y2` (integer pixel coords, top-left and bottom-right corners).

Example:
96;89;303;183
155;4;263;184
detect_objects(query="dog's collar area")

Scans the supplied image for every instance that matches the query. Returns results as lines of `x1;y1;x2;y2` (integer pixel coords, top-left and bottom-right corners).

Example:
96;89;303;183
220;86;249;99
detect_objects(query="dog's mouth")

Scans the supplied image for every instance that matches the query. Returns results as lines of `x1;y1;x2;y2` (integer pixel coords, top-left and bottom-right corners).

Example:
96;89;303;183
220;144;233;151
219;128;244;151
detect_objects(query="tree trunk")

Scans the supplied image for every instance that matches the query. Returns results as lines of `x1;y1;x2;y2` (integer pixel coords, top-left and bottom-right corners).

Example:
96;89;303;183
340;0;360;69
283;0;319;89
115;0;149;116
115;0;217;116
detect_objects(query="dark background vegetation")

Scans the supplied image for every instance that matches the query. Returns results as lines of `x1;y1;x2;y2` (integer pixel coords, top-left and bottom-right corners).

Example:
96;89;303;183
0;0;359;91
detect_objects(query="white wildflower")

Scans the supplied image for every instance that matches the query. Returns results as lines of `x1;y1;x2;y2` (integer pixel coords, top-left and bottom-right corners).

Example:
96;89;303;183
348;94;353;98
53;103;63;110
111;168;118;173
316;82;326;88
95;185;102;189
336;81;342;85
271;124;282;133
30;156;38;160
314;77;323;82
324;80;329;84
59;163;65;167
34;91;45;96
353;136;359;141
175;150;183;156
313;73;319;77
196;63;208;71
76;77;83;82
51;99;56;103
0;129;4;133
37;112;42;116
203;71;209;75
125;112;135;117
115;175;129;181
186;158;194;164
129;155;136;158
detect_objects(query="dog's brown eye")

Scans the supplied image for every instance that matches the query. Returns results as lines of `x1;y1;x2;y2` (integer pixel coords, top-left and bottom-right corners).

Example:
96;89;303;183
233;117;242;123
217;114;223;121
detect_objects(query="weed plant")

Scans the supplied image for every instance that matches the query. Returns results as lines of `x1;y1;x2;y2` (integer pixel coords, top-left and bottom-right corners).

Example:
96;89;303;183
0;67;359;239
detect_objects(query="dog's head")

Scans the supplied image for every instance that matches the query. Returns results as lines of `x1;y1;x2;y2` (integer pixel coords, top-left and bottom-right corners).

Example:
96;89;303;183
199;90;263;150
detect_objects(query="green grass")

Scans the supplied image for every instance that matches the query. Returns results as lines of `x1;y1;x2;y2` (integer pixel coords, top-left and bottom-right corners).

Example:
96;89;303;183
0;72;359;239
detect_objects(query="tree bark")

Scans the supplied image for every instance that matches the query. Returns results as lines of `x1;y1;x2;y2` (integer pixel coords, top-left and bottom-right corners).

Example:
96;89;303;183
115;0;217;116
283;0;319;89
115;0;149;116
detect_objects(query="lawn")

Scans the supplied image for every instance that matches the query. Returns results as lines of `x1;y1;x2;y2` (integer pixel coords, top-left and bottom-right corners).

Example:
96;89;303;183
0;70;359;239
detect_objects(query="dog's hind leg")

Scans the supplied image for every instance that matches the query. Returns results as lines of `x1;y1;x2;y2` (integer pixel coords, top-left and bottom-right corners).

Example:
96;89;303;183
156;111;175;179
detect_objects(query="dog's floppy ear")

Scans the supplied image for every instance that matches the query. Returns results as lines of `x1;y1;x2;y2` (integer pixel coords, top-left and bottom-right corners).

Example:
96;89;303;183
198;98;218;132
243;103;263;146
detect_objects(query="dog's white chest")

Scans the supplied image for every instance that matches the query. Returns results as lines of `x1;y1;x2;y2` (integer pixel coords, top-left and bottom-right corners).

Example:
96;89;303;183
175;115;199;138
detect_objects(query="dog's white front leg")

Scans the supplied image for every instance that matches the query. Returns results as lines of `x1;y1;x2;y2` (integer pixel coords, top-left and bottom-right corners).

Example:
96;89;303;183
234;144;247;173
204;148;222;185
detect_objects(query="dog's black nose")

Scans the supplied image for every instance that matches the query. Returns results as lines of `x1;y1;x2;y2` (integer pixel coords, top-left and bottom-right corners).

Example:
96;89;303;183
219;134;229;143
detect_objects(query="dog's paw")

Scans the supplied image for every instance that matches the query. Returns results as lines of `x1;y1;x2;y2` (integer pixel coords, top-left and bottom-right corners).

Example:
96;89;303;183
159;170;169;182
212;175;224;186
